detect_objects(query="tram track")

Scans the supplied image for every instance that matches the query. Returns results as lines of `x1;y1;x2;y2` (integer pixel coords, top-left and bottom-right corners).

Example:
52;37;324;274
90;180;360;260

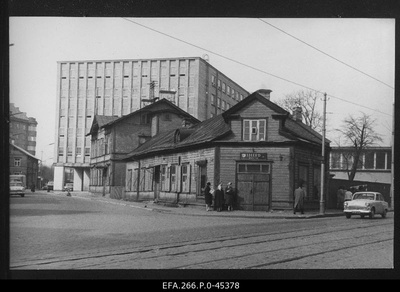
11;219;393;269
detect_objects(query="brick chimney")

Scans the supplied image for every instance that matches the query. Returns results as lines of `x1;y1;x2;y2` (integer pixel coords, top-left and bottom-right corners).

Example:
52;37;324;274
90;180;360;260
293;106;302;122
256;89;272;100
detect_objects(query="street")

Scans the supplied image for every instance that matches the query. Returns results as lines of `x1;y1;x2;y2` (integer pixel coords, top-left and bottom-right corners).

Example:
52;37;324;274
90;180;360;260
9;191;393;273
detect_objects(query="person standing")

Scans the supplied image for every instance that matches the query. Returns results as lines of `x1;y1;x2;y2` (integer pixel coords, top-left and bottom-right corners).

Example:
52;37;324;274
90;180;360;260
214;182;225;212
344;189;353;202
293;181;306;215
336;186;345;209
225;182;235;211
204;182;213;211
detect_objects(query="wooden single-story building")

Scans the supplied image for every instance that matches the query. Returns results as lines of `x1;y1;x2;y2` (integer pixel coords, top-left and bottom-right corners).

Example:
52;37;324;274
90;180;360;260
122;90;331;211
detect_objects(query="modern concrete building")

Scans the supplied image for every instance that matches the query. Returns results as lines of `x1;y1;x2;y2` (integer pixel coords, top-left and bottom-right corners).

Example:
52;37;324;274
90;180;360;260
9;103;38;156
53;57;249;191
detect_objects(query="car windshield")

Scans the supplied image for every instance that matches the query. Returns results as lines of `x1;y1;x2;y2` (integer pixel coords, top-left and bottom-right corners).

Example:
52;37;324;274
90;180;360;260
353;193;375;200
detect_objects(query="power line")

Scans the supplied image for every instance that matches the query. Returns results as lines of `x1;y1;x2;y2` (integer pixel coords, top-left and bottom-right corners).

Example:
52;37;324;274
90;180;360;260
258;18;394;90
121;18;392;117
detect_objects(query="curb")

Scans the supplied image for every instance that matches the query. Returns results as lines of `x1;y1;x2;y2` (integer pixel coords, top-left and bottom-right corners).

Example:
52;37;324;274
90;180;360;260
45;191;382;220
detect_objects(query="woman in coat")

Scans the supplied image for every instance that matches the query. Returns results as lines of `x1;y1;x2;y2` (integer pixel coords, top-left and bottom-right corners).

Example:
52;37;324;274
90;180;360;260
214;183;224;212
204;182;213;211
293;180;306;214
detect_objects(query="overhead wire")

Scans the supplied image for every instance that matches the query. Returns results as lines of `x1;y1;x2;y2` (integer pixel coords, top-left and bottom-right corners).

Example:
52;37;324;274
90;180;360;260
121;18;392;117
258;18;395;91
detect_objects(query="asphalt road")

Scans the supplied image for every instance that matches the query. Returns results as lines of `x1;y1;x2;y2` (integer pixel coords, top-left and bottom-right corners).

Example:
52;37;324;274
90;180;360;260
9;191;394;276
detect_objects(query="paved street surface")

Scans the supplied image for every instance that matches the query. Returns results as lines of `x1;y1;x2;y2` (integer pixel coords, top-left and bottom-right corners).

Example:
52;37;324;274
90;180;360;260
9;191;394;273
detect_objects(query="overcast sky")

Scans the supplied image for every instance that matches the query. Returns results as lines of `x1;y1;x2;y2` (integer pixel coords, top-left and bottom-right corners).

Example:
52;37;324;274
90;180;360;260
9;17;395;165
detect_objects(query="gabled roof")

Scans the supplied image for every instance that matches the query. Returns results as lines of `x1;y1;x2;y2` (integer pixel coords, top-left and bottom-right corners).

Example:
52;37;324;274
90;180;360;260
223;91;289;117
10;143;39;160
224;91;329;145
87;115;119;136
87;98;200;136
103;98;200;128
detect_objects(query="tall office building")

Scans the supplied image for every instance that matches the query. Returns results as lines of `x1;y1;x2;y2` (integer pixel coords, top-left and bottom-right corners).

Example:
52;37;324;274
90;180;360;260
53;57;249;191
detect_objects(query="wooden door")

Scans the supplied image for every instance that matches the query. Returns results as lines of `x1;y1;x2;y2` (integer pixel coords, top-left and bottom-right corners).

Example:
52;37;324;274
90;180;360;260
237;163;271;211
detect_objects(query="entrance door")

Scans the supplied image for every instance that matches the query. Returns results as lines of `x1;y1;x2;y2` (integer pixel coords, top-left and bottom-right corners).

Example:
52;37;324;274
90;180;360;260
197;164;207;196
237;162;271;211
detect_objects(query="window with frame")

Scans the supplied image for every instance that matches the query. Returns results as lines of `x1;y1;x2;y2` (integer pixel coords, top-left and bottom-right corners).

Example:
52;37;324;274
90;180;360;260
243;119;266;141
211;75;216;87
14;158;21;167
144;168;153;191
211;94;215;105
170;165;177;192
160;165;167;191
181;164;191;193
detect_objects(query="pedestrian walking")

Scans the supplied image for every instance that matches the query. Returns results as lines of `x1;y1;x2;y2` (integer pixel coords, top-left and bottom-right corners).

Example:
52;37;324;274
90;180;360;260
344;189;353;202
293;180;306;214
336;186;345;209
204;182;213;211
225;182;235;211
214;182;224;212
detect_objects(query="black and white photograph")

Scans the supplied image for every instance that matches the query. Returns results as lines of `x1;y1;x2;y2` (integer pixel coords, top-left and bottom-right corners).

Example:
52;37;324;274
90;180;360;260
3;0;398;282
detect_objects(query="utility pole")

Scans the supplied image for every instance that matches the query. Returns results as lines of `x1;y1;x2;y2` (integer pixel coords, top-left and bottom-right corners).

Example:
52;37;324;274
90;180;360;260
320;92;327;214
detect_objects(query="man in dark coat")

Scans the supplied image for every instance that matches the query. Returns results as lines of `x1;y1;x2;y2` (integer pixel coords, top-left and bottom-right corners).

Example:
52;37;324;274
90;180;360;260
204;182;213;211
225;182;234;211
214;182;224;212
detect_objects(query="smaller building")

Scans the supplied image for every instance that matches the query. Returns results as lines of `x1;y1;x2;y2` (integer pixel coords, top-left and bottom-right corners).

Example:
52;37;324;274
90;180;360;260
87;98;200;198
123;90;331;211
10;142;40;189
330;146;392;184
9;103;38;156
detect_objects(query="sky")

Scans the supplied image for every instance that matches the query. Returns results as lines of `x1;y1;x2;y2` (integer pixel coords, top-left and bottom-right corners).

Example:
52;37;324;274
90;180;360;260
9;17;395;166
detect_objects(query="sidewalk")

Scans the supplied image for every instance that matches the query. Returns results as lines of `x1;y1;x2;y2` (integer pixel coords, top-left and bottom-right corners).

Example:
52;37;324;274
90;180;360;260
48;190;346;219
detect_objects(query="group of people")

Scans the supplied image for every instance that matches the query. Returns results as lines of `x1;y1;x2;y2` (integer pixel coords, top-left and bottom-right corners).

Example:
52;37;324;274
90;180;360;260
204;182;235;212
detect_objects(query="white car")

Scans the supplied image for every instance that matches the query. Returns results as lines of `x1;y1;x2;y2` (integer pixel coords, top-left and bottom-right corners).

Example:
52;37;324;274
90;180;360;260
344;192;388;219
10;181;25;197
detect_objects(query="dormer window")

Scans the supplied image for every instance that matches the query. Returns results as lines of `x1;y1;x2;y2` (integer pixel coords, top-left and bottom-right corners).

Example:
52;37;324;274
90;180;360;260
243;119;266;141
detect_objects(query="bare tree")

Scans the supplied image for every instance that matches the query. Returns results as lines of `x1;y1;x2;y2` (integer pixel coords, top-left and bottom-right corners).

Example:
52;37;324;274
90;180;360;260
276;89;323;132
337;112;383;181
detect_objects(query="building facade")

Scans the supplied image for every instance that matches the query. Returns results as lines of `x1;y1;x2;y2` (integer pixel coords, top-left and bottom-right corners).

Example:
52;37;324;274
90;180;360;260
9;103;38;156
10;142;39;189
87;99;199;197
53;57;249;191
123;90;331;211
329;146;392;184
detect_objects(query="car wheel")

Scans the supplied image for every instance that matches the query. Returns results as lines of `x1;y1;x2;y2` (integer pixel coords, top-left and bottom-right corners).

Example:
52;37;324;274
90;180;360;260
381;209;387;218
345;213;351;219
369;208;375;219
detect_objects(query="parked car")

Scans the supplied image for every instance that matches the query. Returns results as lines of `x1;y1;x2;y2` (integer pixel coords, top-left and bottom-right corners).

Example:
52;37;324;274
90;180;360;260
10;181;25;197
46;181;54;191
344;192;388;219
63;182;73;192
